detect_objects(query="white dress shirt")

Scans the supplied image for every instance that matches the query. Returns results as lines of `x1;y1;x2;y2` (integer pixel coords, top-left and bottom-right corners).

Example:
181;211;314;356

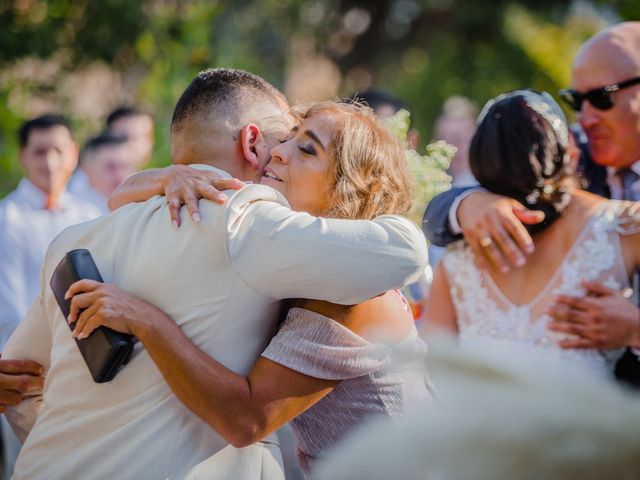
67;169;110;214
0;179;101;348
4;165;428;480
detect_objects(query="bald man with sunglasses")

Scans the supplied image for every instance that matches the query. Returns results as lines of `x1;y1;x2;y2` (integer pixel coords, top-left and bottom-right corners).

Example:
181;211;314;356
423;21;640;386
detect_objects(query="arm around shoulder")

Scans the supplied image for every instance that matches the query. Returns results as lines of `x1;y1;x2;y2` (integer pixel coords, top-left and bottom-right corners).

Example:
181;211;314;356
423;187;473;247
227;188;428;304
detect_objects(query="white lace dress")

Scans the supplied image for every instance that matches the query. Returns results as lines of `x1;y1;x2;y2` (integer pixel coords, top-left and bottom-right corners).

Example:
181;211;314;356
442;201;640;378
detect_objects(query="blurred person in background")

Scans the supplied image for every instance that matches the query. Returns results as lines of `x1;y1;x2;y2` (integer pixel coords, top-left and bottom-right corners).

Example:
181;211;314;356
0;114;100;477
428;96;479;268
435;96;478;188
71;133;136;214
106;106;155;170
423;21;640;387
354;89;420;150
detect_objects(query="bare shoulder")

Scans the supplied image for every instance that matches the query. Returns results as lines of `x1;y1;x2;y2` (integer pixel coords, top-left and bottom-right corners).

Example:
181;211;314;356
302;292;414;344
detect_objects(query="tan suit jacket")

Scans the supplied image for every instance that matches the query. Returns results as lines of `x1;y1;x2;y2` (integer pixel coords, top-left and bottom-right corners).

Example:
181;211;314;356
4;166;428;480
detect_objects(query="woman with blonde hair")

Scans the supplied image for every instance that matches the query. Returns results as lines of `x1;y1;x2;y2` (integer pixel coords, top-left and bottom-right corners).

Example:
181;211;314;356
66;100;433;476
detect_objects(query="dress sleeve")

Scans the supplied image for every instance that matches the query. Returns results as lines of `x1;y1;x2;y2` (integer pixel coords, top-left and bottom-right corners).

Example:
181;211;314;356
614;201;640;235
261;308;391;380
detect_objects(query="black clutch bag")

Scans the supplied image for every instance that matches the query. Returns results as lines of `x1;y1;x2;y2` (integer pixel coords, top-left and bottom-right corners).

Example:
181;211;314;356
50;249;134;383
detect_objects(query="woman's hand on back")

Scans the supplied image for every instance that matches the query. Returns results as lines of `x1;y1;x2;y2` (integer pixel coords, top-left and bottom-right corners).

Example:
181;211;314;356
163;165;245;227
108;165;245;226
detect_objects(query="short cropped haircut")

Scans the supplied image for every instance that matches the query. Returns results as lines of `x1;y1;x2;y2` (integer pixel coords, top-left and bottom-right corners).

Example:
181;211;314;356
81;132;127;163
106;107;150;128
18;114;73;147
171;68;286;133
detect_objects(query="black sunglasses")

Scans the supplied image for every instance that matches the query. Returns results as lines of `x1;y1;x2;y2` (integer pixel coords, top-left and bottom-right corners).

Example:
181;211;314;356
558;76;640;111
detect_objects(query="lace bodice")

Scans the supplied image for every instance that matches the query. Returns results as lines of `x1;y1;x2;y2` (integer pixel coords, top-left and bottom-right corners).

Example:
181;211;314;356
443;200;640;378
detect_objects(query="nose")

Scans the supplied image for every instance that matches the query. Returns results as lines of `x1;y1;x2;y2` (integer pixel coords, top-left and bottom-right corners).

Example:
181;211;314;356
44;148;60;171
269;142;289;165
577;101;601;131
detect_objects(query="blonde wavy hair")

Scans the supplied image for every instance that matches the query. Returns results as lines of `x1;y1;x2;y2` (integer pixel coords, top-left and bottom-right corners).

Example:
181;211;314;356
299;101;412;220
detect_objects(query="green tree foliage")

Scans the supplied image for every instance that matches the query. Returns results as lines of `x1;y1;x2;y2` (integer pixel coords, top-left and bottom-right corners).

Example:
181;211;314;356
0;0;633;197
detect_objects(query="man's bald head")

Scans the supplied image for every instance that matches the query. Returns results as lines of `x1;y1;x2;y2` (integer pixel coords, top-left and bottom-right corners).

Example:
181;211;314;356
572;22;640;169
574;22;640;84
170;68;292;177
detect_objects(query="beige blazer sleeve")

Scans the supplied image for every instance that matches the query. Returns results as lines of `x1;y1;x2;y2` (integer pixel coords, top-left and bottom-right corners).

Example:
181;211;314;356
226;185;428;304
3;266;52;441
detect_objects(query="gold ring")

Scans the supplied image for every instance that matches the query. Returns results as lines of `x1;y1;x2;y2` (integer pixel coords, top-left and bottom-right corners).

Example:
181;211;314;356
479;236;493;248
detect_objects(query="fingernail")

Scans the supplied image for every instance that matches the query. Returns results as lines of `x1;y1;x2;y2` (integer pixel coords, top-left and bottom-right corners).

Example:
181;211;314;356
501;266;509;273
192;212;201;223
218;194;228;202
172;220;179;229
78;333;87;340
67;315;72;324
64;290;71;300
526;243;534;253
515;256;525;267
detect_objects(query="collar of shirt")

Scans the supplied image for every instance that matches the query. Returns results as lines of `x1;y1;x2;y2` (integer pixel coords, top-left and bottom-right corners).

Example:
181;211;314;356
15;178;74;212
606;160;640;200
188;164;233;179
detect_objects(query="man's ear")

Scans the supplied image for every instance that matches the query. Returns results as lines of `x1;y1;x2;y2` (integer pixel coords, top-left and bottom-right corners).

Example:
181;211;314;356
240;124;267;170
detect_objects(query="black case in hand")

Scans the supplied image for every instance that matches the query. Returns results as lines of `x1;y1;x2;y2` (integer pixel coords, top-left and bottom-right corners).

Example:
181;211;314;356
50;249;134;383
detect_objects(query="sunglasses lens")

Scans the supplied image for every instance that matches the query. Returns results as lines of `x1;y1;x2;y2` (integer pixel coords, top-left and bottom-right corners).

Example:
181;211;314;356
560;91;582;111
586;92;614;111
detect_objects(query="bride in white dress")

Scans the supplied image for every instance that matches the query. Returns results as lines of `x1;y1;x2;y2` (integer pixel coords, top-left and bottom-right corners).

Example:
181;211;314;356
426;90;640;378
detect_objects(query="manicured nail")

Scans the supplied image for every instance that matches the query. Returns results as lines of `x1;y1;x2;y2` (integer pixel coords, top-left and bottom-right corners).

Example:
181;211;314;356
192;212;201;223
64;290;71;300
172;220;179;229
218;194;228;202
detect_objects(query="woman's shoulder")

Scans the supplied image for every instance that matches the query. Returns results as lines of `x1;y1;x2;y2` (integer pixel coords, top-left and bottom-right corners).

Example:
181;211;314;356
301;293;414;345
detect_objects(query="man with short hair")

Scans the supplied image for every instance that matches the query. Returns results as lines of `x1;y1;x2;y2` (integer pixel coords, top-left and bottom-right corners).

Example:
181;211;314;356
423;21;640;385
0;114;101;477
4;69;427;479
70;133;135;214
106;106;155;169
0;114;101;348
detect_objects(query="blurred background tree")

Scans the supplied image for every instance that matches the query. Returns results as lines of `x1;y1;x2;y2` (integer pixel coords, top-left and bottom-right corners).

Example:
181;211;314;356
0;0;635;196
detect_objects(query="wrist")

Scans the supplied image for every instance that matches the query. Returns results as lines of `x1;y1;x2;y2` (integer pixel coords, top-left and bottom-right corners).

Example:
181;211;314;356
131;306;176;343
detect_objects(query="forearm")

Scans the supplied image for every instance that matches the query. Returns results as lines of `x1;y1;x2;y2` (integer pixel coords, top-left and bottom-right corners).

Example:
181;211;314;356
423;187;469;246
108;168;167;211
133;312;267;447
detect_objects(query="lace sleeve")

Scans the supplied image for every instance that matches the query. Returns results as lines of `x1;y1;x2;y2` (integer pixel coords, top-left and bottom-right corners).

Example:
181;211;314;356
261;308;391;380
613;201;640;235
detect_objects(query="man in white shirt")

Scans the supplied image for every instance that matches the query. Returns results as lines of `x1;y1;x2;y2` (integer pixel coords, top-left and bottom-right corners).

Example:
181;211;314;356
68;133;136;214
3;68;427;479
0;114;101;476
0;114;102;348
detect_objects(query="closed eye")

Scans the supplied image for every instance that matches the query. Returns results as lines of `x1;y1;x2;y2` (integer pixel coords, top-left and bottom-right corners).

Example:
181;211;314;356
299;144;316;155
